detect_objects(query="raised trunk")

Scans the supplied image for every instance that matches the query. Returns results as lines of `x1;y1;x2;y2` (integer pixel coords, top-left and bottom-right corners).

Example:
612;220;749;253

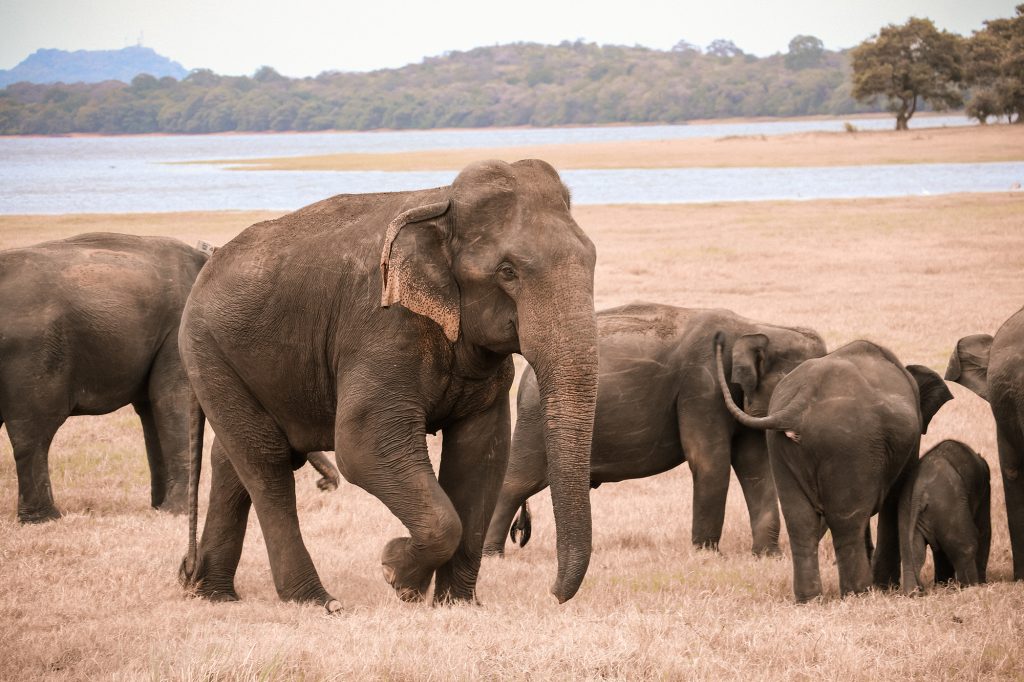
518;279;599;604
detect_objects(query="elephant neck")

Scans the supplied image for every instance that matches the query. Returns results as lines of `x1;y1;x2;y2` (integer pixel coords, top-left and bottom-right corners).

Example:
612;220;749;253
452;337;509;381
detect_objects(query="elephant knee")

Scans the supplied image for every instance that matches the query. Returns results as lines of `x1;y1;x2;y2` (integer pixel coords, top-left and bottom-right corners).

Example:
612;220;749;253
420;509;463;563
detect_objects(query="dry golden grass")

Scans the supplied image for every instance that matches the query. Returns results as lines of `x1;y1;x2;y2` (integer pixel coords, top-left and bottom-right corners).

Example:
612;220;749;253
204;124;1024;171
1;192;1023;680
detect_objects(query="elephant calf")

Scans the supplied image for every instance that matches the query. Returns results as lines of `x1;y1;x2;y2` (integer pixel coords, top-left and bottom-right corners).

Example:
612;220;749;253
484;303;826;557
0;232;339;523
717;337;953;601
899;440;990;594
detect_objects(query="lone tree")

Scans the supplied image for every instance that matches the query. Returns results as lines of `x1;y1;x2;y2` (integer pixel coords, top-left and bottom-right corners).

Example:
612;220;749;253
964;4;1024;123
851;17;964;130
786;35;825;70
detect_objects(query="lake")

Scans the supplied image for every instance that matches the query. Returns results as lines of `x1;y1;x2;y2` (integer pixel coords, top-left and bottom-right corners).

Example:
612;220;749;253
2;115;1020;214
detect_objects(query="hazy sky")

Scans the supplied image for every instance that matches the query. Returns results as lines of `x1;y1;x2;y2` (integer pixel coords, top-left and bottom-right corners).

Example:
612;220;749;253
1;0;1018;76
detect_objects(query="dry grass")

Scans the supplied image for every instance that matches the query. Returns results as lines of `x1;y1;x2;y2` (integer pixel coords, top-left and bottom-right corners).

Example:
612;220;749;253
1;192;1023;680
202;124;1024;171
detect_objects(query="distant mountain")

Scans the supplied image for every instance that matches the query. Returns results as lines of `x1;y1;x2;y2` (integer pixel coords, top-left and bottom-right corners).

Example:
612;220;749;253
0;46;188;87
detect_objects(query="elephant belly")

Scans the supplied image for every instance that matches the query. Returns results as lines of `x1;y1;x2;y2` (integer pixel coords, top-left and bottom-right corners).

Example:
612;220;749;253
590;427;682;483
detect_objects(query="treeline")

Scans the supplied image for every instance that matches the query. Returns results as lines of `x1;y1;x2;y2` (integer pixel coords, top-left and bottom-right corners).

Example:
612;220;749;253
0;40;880;135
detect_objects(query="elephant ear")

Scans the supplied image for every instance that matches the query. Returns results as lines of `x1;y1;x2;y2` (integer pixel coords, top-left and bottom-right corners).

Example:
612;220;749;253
731;333;770;398
906;364;954;434
380;199;460;342
944;334;993;402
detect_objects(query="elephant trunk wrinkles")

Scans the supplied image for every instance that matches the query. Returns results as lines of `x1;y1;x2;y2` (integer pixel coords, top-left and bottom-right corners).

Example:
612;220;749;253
519;282;598;604
714;333;787;432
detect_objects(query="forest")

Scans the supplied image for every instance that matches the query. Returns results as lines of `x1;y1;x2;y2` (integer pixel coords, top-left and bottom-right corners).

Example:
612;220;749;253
0;39;877;134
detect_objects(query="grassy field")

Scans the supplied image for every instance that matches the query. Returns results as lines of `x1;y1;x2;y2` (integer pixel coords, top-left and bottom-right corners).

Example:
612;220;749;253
1;191;1023;679
202;123;1024;171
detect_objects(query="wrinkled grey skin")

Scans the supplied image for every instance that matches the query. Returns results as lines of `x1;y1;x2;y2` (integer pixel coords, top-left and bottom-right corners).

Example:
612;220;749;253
484;303;826;557
899;439;991;594
947;306;1024;580
716;338;953;602
178;160;599;610
0;233;206;523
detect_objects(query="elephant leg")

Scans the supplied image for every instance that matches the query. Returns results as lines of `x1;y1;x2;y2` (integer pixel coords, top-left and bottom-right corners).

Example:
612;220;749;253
134;403;167;508
933;548;955;584
434;398;511;603
7;413;62;520
682;423;731;550
483;408;548;556
770;449;822;602
937;507;981;587
827;512;872;596
995;416;1024;580
188;437;251;601
197;371;334;607
6;414;63;523
976;490;991;583
139;341;191;513
871;483;903;590
335;409;461;603
731;428;780;556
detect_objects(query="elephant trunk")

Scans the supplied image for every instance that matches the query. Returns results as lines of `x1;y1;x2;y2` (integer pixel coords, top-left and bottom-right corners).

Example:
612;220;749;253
519;277;598;604
714;332;787;432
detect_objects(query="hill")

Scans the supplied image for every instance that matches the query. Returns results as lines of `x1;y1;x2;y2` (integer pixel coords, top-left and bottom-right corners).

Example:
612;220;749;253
0;46;188;88
0;41;880;134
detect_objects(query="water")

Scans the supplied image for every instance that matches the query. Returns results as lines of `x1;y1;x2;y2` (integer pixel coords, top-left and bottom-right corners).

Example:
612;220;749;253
1;115;1016;214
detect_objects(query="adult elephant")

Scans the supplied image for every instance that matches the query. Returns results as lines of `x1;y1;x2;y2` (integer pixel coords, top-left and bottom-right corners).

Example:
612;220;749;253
947;306;1024;580
484;303;826;557
0;233;339;524
716;338;952;601
178;159;599;611
0;233;208;522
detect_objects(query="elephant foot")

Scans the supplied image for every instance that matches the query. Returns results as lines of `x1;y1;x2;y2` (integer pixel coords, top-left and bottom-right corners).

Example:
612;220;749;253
381;537;433;603
178;555;240;602
325;599;343;615
156;497;188;515
18;504;62;524
693;538;721;552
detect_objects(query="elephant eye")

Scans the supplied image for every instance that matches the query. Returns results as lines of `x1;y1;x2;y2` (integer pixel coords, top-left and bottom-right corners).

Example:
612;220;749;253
496;263;518;282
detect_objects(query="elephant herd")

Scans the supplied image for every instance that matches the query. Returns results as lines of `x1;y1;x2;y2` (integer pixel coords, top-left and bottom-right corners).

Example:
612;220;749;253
1;159;1021;609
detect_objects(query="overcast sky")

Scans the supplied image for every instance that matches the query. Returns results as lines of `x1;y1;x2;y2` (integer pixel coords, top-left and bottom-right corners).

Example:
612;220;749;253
1;0;1018;76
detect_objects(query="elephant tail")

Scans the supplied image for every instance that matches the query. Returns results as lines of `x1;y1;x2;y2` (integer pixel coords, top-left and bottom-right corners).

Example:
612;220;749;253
714;332;791;433
179;387;205;587
509;501;533;548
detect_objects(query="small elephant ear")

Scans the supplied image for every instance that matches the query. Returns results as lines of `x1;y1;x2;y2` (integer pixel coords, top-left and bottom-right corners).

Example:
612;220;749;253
906;364;954;434
944;334;993;402
380;199;460;342
731;333;770;397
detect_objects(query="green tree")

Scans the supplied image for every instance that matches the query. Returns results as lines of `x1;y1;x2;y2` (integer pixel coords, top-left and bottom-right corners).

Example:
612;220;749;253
964;4;1024;123
851;17;964;130
786;35;825;70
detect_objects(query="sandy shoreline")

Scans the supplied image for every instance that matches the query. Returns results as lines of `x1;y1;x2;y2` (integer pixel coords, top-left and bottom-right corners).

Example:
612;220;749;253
198;124;1024;171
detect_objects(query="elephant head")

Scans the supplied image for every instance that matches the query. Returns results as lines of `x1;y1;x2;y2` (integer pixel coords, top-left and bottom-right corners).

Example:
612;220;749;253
945;334;994;402
381;159;599;603
729;329;827;418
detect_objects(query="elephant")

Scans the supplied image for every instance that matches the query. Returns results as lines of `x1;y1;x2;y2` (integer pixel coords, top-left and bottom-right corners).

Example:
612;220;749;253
177;159;599;612
0;233;339;524
947;305;1024;580
483;303;826;557
715;337;953;601
0;233;210;523
899;439;990;594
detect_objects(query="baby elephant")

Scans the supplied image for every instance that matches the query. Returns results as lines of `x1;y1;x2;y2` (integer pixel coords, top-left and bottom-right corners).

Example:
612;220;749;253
900;440;991;594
